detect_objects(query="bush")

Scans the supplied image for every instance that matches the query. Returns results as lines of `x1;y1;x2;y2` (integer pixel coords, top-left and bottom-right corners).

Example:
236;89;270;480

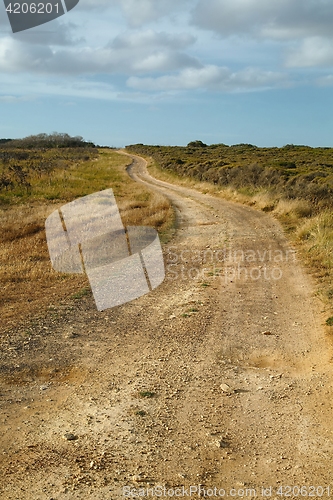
187;140;207;148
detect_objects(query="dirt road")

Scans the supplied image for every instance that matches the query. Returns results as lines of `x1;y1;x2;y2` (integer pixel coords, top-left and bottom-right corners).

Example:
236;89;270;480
1;152;333;499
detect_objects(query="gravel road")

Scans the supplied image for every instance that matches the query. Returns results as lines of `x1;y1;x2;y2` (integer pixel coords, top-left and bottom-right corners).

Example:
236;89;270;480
1;152;333;499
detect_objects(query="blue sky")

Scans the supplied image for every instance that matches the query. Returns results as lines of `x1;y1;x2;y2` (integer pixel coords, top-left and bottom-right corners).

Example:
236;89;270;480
1;0;333;147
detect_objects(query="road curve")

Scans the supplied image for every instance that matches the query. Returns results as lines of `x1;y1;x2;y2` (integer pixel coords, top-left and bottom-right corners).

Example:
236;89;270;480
119;150;333;488
1;150;333;498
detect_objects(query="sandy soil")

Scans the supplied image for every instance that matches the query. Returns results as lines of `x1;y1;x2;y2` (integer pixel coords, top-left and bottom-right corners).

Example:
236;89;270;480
1;152;333;499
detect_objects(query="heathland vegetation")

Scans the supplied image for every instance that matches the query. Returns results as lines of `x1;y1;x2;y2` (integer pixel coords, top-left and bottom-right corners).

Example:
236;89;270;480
0;133;98;203
126;142;333;318
0;134;172;328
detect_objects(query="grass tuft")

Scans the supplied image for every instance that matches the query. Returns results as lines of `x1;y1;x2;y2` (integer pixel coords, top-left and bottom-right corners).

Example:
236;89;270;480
71;287;91;300
139;391;155;398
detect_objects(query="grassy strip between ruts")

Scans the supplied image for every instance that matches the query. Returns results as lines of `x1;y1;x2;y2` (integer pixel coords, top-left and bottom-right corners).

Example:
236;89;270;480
0;148;173;330
126;145;333;328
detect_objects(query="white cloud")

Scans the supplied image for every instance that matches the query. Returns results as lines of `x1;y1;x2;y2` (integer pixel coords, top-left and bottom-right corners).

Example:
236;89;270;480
0;73;118;101
13;21;84;46
132;52;199;73
191;0;333;40
108;30;200;72
0;95;34;103
0;0;330;102
78;0;111;8
286;37;333;67
127;65;287;92
0;38;53;73
79;0;191;26
116;0;191;27
0;30;199;75
110;30;195;51
316;75;333;87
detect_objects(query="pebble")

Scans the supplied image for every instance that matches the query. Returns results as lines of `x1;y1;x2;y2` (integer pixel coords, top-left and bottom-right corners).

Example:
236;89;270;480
216;440;229;448
132;475;145;483
63;433;78;441
220;383;232;393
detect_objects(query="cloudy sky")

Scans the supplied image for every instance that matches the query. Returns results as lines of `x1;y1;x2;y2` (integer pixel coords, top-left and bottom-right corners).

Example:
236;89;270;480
1;0;333;146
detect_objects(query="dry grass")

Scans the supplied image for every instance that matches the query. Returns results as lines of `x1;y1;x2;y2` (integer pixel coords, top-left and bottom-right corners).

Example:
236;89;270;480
0;149;173;330
117;191;173;231
296;212;333;265
0;208;88;327
274;199;313;218
292;211;333;313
